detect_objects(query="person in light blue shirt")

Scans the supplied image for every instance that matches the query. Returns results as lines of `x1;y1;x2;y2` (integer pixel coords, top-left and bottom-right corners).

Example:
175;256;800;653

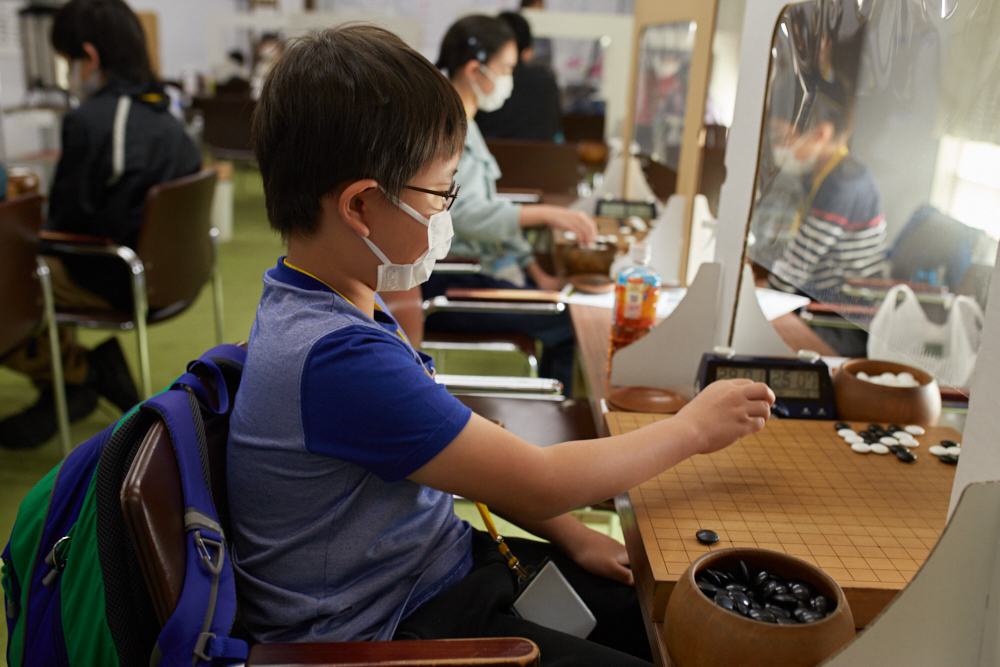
424;15;599;392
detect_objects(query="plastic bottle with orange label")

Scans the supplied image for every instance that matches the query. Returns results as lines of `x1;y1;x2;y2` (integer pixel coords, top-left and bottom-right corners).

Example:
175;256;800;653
608;242;660;374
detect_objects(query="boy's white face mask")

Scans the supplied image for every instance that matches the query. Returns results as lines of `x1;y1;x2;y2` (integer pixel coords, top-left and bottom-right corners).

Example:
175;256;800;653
471;65;514;112
361;189;454;292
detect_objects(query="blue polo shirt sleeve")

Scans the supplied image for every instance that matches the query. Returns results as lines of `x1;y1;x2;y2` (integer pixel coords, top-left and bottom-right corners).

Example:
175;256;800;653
300;326;472;483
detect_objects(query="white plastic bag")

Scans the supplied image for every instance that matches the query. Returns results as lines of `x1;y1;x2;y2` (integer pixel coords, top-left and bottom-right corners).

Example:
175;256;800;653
867;284;984;388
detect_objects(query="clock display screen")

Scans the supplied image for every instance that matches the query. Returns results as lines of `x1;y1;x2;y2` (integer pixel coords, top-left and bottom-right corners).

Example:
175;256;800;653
714;366;767;383
768;369;820;399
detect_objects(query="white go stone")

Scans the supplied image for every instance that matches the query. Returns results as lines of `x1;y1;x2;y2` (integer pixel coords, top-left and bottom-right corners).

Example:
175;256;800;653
947;446;962;456
870;444;890;455
851;442;872;454
857;371;870;380
845;435;864;444
905;425;926;435
929;445;949;456
837;429;856;438
892;431;910;439
898;372;916;383
880;437;900;446
899;437;918;447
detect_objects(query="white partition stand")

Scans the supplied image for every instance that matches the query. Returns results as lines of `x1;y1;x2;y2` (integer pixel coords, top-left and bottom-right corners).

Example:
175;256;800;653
710;0;790;348
644;194;687;284
685;194;717;286
609;262;722;399
521;9;634;143
730;263;794;357
948;244;1000;519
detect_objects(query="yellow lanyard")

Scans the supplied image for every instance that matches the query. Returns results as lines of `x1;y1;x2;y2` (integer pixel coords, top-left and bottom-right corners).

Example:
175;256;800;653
282;259;429;376
789;146;849;236
475;502;530;580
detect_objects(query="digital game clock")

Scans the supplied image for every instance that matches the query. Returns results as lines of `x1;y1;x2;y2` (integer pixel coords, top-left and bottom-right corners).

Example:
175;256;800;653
694;352;837;420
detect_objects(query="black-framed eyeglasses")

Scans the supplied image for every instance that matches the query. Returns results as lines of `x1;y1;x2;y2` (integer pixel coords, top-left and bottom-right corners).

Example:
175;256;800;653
404;180;461;211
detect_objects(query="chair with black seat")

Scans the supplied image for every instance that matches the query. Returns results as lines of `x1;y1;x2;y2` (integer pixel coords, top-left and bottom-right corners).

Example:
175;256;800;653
0;193;72;454
41;169;223;400
119;352;540;667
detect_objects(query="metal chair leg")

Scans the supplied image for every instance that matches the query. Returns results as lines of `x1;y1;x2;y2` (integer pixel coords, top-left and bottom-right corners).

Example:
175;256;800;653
36;257;72;457
210;228;225;345
121;249;152;399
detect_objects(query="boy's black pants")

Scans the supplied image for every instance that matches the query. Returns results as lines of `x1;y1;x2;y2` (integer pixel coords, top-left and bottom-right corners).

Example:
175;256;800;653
394;530;654;667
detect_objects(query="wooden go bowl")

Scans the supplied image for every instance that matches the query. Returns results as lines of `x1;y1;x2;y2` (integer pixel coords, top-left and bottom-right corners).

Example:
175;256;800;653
664;548;855;667
832;359;941;426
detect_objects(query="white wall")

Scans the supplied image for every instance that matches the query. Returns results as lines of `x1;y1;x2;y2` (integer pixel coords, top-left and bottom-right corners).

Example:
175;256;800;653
128;0;240;80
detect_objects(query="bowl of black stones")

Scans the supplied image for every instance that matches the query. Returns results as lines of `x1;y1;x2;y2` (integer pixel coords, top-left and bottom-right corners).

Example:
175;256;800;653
664;548;856;667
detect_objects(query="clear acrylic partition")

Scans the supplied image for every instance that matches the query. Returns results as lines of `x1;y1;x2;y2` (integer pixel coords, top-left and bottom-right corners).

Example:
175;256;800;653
746;0;1000;393
538;37;609;115
631;22;696;172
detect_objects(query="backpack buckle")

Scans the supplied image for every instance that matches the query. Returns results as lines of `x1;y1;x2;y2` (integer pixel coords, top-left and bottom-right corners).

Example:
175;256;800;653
192;631;217;663
194;531;225;576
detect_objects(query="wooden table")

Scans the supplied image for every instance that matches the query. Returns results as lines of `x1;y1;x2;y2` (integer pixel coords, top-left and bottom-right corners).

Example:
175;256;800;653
608;412;960;666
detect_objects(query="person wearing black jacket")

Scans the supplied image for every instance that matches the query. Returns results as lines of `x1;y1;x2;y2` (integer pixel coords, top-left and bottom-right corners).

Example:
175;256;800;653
0;0;201;449
475;11;562;142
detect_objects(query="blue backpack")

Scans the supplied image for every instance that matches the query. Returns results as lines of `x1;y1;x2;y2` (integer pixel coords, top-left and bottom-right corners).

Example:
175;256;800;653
2;344;249;667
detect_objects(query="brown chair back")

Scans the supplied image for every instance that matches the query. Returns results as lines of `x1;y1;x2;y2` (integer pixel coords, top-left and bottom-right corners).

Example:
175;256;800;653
488;139;581;195
638;155;678;202
0;193;45;357
193;95;256;160
135;169;218;311
561;113;605;143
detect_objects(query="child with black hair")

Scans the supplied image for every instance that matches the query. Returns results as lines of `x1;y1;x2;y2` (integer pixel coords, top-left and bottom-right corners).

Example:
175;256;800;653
0;0;200;449
229;25;774;666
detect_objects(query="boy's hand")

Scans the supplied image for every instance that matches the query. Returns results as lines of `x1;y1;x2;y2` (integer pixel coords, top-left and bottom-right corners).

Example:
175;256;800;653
564;528;634;586
675;380;775;455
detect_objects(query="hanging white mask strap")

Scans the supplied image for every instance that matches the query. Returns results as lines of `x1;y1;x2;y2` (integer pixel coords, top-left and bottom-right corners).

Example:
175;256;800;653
360;235;394;266
107;95;131;186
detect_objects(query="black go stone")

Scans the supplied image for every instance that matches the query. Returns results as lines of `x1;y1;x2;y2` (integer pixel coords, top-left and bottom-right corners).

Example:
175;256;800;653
698;563;836;624
738;560;751;584
748;608;778;623
938;454;959;465
940;439;958;448
714;591;736;611
834;422;850;430
888;425;903;433
697;580;719;595
888;444;908;454
696;529;720;545
810;595;832;614
895;449;917;463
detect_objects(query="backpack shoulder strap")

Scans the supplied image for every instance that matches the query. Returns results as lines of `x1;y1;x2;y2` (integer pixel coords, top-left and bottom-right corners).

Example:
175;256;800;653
144;358;247;666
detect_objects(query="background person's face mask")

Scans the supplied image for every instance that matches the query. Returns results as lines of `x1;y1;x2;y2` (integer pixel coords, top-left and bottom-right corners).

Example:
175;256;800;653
68;60;102;100
360;190;454;292
772;134;822;177
471;64;513;112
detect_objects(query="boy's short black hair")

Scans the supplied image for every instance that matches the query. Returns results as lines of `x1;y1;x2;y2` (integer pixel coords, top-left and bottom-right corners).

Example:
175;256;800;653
51;0;154;84
499;11;533;55
253;25;467;238
436;15;516;79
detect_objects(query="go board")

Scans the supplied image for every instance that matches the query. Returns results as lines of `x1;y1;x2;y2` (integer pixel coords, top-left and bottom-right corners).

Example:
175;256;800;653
607;413;960;627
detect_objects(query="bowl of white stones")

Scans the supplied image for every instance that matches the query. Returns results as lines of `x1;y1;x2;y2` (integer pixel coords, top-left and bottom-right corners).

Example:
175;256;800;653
832;359;941;426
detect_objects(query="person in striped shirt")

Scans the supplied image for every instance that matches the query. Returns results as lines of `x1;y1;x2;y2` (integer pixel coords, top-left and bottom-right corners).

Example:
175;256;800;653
761;108;888;302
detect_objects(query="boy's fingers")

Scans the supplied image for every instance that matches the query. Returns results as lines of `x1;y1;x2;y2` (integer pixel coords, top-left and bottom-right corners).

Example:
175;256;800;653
743;382;776;403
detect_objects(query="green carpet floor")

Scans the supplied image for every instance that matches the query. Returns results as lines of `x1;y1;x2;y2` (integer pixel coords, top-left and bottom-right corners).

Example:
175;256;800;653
0;167;614;656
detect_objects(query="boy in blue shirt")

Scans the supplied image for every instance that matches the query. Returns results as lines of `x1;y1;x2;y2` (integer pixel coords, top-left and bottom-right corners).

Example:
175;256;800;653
228;25;774;665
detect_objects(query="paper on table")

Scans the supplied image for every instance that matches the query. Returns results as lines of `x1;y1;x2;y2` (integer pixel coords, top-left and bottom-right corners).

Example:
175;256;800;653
559;284;808;321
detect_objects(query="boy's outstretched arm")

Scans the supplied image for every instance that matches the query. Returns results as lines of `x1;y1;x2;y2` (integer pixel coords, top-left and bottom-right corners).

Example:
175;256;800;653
409;379;775;522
